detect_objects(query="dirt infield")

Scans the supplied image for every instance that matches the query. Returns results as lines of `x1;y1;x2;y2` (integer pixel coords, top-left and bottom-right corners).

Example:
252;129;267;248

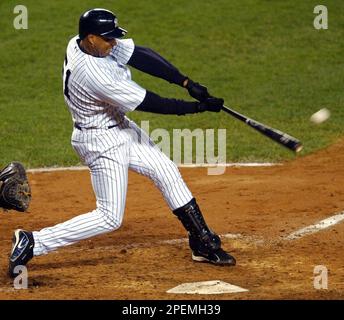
1;139;344;300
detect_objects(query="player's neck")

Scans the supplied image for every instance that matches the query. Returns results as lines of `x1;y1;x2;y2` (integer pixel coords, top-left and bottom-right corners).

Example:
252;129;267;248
79;39;101;57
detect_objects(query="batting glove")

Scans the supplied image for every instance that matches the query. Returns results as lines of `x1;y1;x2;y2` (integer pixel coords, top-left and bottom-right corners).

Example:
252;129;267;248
184;79;211;102
197;97;224;113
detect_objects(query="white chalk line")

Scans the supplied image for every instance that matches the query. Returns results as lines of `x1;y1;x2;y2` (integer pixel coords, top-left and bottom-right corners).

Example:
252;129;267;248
27;163;279;173
180;163;279;168
28;166;89;173
283;211;344;240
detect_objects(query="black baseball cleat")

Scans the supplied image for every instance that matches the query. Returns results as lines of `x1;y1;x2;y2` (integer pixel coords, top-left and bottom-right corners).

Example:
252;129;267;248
8;229;34;278
192;247;236;266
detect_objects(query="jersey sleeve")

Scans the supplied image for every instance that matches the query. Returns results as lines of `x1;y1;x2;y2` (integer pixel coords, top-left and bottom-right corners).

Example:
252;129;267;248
86;59;146;113
110;38;135;65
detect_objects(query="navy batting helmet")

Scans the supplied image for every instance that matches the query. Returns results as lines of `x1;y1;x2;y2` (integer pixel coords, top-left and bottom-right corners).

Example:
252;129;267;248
79;8;127;40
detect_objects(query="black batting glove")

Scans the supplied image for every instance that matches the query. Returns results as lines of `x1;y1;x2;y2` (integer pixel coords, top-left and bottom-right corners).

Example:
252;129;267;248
197;97;224;113
184;79;211;102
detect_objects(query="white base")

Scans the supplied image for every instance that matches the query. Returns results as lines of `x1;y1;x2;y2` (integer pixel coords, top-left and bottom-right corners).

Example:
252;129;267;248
167;280;248;295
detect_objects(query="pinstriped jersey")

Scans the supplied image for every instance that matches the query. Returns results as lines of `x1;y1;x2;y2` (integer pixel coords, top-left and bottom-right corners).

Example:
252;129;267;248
62;35;146;128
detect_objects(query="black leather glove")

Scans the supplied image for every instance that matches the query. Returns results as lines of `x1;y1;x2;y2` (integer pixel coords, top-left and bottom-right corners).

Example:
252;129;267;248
185;79;211;102
0;162;31;212
197;97;224;113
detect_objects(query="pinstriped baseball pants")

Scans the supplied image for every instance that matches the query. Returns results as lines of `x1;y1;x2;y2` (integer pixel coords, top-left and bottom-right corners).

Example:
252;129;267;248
33;118;193;256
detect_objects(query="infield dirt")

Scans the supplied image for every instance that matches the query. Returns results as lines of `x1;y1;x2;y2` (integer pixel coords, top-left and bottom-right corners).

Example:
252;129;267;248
1;139;344;299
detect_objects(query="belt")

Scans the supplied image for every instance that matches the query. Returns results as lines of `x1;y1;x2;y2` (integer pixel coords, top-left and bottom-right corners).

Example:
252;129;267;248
74;123;118;130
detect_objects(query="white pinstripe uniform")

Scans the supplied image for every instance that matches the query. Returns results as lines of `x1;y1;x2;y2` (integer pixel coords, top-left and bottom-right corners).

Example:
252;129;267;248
32;36;193;256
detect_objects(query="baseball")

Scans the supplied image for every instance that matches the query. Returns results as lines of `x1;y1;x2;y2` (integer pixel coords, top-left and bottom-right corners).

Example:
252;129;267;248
310;108;330;124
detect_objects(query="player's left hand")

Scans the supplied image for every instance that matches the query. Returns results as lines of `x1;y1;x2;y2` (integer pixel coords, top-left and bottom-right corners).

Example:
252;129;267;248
184;79;211;102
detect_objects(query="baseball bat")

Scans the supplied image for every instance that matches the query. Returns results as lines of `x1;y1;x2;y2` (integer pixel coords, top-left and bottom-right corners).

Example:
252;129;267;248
222;105;303;153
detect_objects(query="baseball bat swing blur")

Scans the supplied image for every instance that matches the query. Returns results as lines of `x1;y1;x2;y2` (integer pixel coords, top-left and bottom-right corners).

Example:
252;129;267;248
221;105;303;153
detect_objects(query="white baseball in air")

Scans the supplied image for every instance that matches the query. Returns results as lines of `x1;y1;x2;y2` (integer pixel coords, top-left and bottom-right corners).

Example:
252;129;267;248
310;108;331;124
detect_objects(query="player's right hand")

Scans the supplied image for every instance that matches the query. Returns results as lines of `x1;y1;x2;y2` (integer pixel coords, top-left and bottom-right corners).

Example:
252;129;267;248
197;97;224;113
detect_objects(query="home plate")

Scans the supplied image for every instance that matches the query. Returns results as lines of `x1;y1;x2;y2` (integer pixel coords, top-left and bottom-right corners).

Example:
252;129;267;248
167;280;248;295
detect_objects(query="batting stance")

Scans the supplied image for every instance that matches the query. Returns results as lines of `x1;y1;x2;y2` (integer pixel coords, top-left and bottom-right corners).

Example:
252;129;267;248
9;8;236;278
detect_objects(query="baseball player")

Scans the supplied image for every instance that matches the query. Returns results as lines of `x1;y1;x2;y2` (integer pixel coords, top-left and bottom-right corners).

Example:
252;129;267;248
8;8;236;278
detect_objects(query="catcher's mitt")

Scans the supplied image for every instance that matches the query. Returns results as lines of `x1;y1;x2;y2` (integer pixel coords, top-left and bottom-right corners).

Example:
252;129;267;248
0;162;31;212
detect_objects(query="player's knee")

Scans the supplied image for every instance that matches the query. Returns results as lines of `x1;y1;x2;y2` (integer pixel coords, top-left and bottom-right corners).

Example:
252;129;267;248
97;206;122;231
105;216;122;230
